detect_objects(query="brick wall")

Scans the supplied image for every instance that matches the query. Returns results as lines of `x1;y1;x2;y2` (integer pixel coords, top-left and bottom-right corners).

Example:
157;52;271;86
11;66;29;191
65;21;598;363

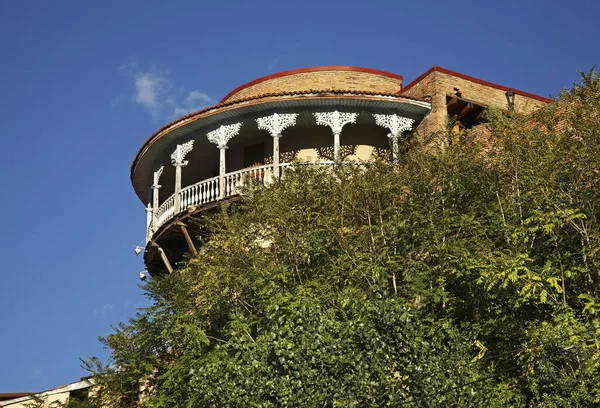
402;69;549;135
223;69;403;103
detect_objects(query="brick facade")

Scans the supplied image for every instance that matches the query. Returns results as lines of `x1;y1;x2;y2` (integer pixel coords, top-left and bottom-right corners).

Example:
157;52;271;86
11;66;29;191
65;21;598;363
401;67;550;135
222;67;403;103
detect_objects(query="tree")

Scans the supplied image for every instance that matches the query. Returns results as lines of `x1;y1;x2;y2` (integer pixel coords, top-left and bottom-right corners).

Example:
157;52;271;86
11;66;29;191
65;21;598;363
86;70;600;407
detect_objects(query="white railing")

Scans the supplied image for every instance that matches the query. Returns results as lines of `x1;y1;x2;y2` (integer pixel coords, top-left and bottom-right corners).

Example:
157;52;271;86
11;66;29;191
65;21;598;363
224;164;274;197
154;196;175;231
146;162;365;240
180;175;220;212
147;164;276;240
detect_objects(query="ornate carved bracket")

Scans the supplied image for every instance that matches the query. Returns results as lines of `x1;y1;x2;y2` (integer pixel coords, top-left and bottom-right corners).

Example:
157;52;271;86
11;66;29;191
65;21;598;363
152;166;164;189
373;114;414;137
256;113;299;137
314;111;358;134
207;123;242;149
170;140;194;167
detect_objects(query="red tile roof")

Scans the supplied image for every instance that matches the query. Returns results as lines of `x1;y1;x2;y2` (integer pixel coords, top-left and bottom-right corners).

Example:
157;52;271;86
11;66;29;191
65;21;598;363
0;392;32;401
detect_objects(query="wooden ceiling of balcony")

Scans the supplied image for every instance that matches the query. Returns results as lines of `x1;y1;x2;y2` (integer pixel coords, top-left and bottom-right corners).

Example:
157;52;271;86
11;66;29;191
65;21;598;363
446;95;487;129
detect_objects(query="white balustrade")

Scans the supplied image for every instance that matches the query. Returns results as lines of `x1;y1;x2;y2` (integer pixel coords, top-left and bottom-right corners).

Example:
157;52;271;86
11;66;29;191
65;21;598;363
223;164;274;198
146;162;358;240
154;196;175;231
179;176;220;212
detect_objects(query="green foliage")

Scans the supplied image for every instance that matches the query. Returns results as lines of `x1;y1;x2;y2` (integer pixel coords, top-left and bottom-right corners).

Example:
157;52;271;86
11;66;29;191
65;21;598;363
88;70;600;406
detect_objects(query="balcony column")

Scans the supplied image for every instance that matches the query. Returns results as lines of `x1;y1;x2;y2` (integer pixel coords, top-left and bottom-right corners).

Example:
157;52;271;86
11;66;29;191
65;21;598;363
151;166;164;227
145;203;153;243
314;110;358;161
256;113;299;178
207;123;242;199
218;146;227;196
374;114;415;163
170;140;194;213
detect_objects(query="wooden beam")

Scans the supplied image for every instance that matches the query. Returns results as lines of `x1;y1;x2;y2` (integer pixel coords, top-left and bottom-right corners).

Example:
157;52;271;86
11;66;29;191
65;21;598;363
475;107;487;121
180;224;197;256
446;96;459;108
152;242;174;273
457;102;474;120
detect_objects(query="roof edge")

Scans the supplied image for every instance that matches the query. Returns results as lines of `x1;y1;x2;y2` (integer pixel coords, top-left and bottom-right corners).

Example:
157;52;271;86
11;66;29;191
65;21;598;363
131;90;426;183
0;393;32;400
0;379;93;406
220;66;404;103
402;66;553;103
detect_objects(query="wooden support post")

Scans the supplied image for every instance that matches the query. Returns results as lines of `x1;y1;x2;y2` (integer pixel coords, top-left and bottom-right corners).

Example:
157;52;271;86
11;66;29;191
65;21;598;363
179;223;197;256
152;242;173;274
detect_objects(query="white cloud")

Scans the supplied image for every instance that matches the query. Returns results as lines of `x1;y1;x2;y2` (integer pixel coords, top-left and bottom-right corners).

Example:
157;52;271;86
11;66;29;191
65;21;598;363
135;73;169;110
94;303;116;317
120;60;212;120
186;90;212;105
172;89;213;117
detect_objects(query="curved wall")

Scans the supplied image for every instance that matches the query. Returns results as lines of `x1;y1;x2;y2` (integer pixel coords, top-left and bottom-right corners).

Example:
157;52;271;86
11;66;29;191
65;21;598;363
222;67;403;103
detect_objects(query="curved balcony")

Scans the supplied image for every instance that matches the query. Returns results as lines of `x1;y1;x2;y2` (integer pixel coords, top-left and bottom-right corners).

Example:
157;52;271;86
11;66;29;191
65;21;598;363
133;67;434;275
150;164;272;238
148;161;347;241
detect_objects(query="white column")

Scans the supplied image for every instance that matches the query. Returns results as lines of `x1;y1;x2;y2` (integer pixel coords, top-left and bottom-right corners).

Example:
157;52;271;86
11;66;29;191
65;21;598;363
207;123;242;199
170;140;194;213
374;114;414;163
151;166;164;226
219;146;227;195
145;203;153;243
273;135;280;174
256;113;298;178
314;111;358;161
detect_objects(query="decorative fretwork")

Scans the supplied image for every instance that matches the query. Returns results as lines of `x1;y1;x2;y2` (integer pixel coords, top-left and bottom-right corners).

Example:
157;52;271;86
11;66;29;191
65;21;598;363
265;150;299;164
314;110;358;134
152;166;164;189
256;113;299;137
372;147;391;160
373;114;414;136
170;140;194;167
281;150;299;163
207;123;242;149
317;145;357;161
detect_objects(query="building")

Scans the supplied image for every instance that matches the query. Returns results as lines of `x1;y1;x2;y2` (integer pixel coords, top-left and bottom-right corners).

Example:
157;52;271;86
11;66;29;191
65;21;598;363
0;379;93;407
131;65;550;276
2;65;551;407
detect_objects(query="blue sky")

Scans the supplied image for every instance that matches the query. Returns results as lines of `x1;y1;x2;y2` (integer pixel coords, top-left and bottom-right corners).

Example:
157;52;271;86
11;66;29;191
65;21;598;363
0;0;598;393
